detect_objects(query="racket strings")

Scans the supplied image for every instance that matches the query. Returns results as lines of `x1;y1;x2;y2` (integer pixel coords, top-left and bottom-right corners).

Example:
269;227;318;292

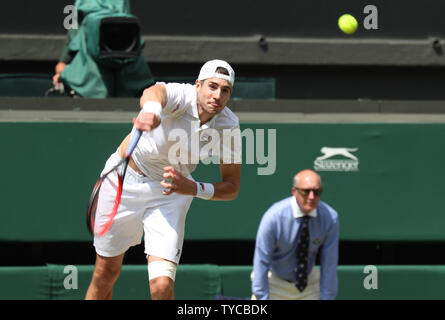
95;173;123;237
86;179;103;235
93;158;128;237
87;141;139;237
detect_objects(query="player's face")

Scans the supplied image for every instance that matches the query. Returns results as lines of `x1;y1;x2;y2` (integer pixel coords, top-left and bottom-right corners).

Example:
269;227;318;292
196;78;232;116
292;175;322;214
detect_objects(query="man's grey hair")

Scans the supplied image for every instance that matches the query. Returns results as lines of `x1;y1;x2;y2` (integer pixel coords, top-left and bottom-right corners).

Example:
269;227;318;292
293;173;322;188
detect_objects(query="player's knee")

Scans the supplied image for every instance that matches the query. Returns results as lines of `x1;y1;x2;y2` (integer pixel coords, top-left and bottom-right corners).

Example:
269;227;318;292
93;261;122;284
149;276;174;299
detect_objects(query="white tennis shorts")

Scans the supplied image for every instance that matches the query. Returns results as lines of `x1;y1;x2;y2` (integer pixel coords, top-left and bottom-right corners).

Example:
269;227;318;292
93;152;194;264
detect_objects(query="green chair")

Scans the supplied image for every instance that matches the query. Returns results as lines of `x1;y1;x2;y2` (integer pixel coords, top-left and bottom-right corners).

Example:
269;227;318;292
0;73;53;97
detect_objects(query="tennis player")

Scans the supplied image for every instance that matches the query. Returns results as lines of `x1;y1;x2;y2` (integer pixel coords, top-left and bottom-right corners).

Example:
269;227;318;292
85;59;241;300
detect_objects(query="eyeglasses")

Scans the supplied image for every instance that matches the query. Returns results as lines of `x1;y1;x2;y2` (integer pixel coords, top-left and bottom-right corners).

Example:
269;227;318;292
295;188;323;197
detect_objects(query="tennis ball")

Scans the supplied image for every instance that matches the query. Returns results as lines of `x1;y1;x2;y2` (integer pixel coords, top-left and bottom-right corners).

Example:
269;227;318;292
338;14;358;35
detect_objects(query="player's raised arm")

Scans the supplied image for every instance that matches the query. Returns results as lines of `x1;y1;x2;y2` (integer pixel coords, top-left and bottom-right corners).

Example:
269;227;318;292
140;83;167;108
133;84;167;132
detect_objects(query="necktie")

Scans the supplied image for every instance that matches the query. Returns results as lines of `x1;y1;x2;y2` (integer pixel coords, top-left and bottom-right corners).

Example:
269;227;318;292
295;215;310;292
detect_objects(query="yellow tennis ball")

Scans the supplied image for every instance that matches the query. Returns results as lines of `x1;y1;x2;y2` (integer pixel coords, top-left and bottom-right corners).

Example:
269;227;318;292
338;14;358;34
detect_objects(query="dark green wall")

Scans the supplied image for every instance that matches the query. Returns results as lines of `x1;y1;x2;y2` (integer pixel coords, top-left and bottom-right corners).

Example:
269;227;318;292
2;122;445;241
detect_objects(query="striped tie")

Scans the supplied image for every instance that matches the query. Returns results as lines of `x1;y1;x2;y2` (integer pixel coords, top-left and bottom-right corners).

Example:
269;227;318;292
295;215;310;292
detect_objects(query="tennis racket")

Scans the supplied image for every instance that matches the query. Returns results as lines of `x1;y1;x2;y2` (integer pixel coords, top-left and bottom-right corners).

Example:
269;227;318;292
86;129;142;237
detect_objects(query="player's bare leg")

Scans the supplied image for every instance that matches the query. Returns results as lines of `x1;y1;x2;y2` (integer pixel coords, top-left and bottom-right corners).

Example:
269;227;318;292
85;253;125;300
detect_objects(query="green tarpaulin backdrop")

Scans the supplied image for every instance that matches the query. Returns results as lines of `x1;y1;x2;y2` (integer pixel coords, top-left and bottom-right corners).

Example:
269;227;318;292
1;122;444;242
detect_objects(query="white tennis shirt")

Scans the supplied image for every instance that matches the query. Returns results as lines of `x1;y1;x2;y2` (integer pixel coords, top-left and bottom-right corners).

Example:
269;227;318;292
131;82;241;181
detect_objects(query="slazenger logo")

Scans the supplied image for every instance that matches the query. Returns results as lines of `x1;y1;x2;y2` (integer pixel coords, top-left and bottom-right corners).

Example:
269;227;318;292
314;147;359;172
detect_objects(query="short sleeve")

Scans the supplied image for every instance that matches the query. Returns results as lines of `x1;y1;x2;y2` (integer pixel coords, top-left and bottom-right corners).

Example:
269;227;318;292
157;82;195;116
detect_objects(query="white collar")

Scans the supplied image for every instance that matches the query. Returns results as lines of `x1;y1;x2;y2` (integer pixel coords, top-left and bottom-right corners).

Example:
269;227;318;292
199;114;217;130
291;196;317;219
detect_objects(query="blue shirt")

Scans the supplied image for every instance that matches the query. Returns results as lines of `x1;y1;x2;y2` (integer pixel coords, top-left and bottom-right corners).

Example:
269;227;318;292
252;196;339;300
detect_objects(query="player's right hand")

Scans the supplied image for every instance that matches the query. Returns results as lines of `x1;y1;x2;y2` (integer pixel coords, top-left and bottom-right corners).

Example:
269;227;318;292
133;111;161;132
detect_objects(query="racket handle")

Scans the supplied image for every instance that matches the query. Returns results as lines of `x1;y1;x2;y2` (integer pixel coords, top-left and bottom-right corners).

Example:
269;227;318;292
125;129;142;158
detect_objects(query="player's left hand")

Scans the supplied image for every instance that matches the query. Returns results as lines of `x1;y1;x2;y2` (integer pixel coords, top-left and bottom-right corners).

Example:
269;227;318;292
161;166;197;196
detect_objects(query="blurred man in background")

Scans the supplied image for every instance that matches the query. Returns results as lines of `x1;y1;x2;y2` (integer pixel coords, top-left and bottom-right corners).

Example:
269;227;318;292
252;169;339;300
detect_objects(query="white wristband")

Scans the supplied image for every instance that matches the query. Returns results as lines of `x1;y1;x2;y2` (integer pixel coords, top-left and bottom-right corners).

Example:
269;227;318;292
142;101;162;116
195;182;215;200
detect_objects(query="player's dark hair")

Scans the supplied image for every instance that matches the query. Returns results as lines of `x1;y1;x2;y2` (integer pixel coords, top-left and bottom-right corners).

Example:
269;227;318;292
215;67;230;76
